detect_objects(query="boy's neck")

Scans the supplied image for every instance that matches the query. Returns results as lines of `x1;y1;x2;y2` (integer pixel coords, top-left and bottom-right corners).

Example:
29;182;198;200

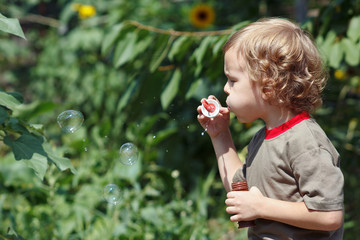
263;107;297;130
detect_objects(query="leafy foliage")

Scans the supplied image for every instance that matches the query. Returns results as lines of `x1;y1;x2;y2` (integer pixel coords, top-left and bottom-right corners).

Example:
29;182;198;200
0;0;359;239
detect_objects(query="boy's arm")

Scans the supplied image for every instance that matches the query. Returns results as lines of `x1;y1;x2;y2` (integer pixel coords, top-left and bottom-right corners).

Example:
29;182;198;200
226;188;343;231
197;97;243;192
210;129;243;192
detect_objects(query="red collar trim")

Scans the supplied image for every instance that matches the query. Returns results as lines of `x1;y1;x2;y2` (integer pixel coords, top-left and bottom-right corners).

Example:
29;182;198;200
265;111;310;139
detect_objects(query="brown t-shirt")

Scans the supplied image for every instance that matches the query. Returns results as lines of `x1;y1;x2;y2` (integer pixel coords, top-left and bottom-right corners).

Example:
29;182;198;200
233;112;344;240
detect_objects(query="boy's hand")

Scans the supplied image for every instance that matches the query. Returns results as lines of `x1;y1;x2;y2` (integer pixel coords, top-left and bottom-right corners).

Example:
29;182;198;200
225;186;263;222
197;95;230;138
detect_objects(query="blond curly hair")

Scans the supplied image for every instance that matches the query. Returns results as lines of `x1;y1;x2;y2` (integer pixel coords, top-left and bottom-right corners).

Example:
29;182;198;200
223;18;328;113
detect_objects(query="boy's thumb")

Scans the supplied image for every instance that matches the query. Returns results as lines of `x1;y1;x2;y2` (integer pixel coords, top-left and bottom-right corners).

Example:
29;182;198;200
249;186;263;197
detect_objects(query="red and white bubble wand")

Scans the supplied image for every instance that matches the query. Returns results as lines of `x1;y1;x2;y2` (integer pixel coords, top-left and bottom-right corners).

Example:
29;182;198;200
201;98;220;118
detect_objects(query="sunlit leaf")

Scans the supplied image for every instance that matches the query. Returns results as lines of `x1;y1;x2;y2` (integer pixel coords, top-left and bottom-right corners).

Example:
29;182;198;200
212;35;228;56
231;20;251;30
347;15;360;43
150;35;173;72
12;101;56;120
168;36;191;61
0;91;22;110
147;127;177;146
160;68;181;109
129;34;153;62
328;41;343;68
44;143;77;174
113;153;142;184
21;153;48;180
0;13;26;39
101;23;125;55
319;30;337;60
114;31;137;68
185;78;203;100
341;38;360;66
193;36;213;65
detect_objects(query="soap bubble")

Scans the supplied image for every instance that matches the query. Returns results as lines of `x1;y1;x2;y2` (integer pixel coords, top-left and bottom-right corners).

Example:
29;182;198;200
103;184;121;205
119;142;138;165
57;110;84;133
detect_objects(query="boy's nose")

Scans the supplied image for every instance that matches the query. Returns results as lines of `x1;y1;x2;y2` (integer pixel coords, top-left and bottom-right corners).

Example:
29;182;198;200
224;83;229;95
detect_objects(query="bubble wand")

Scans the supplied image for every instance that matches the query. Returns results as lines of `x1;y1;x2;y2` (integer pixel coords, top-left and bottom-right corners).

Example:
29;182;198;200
201;99;220;118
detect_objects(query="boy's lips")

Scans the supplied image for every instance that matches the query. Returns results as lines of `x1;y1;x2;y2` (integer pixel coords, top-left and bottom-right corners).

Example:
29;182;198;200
225;100;230;110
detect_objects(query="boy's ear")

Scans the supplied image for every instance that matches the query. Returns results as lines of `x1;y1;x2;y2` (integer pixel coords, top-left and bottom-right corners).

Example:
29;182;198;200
261;78;275;100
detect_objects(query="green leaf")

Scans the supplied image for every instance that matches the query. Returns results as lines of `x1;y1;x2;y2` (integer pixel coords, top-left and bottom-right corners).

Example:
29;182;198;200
140;207;160;225
43;143;77;174
0;106;8;125
0;91;22;110
8;118;29;134
21;153;48;180
116;77;138;114
3;134;47;160
328;41;343;68
341;38;360;66
113;153;142;184
231;20;251;30
7;91;24;104
193;36;214;65
168;36;189;61
347;15;360;42
0;13;26;39
12;101;56;120
2;226;27;240
319;30;337;60
212;35;228;56
160;68;181;109
4;134;48;179
114;31;138;68
150;35;174;72
185;78;203;100
101;23;125;55
129;34;153;62
147;127;177;146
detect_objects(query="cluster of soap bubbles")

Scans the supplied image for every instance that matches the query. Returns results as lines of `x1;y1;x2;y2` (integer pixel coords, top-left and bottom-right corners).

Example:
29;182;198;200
57;110;139;205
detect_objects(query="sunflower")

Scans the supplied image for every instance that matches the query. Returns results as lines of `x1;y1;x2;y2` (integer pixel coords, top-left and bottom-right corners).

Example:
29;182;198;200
189;3;215;29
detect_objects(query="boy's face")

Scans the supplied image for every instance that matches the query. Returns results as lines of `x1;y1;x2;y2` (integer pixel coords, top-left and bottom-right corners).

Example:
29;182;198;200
223;49;266;123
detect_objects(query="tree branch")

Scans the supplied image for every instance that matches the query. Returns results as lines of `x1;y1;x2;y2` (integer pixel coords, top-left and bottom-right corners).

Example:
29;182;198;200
125;20;234;37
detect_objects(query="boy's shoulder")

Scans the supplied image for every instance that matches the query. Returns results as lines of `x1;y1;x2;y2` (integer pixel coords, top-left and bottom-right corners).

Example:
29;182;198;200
252;117;340;162
282;118;340;164
289;118;332;147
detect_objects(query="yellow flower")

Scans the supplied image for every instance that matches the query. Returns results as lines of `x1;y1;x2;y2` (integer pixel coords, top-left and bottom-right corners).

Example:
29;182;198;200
334;69;347;80
78;5;96;19
72;3;96;19
189;4;215;29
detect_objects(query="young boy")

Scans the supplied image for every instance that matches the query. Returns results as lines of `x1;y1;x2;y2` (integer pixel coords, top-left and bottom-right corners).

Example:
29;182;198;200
197;18;344;239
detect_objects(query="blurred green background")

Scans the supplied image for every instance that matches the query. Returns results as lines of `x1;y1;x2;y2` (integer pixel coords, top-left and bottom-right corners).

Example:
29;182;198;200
0;0;359;239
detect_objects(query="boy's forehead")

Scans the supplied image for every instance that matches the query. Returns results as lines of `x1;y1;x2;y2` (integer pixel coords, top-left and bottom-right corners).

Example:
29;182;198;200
224;49;245;72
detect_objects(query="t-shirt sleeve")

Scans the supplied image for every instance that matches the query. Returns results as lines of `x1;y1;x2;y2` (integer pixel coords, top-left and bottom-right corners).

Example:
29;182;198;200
291;147;344;211
232;165;246;183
